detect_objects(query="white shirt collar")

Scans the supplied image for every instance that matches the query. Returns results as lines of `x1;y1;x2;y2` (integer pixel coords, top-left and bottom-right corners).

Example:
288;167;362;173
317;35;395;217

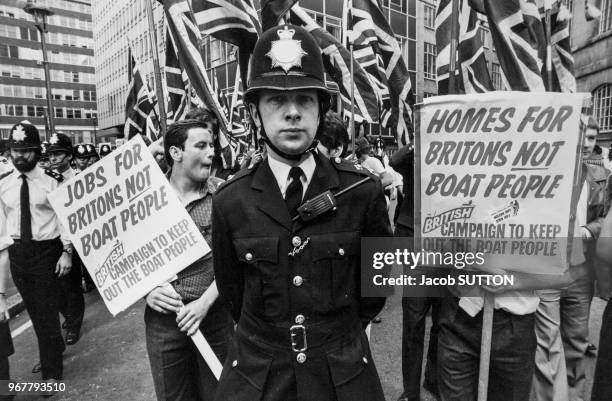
267;153;316;198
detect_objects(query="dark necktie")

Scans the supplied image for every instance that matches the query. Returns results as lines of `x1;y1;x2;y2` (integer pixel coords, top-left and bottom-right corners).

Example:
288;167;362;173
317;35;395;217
285;167;304;218
20;174;32;242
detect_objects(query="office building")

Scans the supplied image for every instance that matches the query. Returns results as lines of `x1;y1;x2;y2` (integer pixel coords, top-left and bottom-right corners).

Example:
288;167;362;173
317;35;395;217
0;0;97;143
571;0;612;147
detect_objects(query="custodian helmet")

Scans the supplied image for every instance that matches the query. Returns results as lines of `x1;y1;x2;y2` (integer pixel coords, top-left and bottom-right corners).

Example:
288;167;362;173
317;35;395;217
47;132;73;155
8;122;41;150
244;24;331;160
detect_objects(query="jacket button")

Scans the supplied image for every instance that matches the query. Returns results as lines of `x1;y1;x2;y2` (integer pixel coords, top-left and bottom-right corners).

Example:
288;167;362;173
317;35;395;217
338;248;345;256
245;252;253;261
232;360;238;367
293;276;303;287
363;356;368;364
297;353;307;363
292;236;301;247
334;157;342;164
295;314;305;324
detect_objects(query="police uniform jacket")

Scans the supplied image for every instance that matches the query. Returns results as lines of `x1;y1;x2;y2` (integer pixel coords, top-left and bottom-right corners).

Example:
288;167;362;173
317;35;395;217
211;152;391;401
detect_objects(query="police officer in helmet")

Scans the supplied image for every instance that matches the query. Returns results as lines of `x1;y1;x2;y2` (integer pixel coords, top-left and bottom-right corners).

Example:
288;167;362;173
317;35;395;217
212;25;390;401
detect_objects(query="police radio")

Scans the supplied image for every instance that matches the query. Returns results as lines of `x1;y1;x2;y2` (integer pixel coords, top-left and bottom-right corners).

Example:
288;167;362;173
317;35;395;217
294;177;372;222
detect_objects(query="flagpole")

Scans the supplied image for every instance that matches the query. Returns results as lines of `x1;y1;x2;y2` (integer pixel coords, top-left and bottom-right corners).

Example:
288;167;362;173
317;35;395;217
350;40;356;153
448;0;460;94
447;1;494;399
544;0;553;90
187;80;192;113
145;0;167;136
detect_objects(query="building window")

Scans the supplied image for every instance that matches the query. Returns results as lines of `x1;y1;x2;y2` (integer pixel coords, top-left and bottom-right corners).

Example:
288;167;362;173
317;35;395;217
593;84;612;133
55;108;63;118
492;62;504;90
424;4;436;29
0;44;18;58
35;106;44;117
424;42;436;80
27;106;35;117
325;15;342;41
601;0;612;34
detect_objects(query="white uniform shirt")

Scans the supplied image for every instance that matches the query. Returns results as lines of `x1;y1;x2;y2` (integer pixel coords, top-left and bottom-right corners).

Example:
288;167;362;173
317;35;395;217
0;166;69;245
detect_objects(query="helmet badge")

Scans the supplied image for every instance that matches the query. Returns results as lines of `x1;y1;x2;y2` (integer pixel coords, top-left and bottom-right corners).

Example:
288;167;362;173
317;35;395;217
266;26;308;74
12;125;26;142
49;134;59;144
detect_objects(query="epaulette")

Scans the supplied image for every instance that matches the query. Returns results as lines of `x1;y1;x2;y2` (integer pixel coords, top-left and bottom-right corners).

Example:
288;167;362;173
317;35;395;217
44;169;64;183
216;166;256;194
0;169;14;181
330;157;372;177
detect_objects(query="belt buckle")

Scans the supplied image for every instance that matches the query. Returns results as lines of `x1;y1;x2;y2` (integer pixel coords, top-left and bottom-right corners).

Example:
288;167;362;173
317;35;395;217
289;324;307;352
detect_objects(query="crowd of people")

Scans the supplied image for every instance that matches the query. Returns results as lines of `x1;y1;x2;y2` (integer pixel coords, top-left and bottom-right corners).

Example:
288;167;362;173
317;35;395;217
1;23;612;401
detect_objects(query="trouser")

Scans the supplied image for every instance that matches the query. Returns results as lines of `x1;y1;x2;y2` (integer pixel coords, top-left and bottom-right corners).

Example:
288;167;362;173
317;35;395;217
401;297;439;400
437;297;536;401
393;191;404;225
0;320;13;377
395;222;440;400
533;265;593;401
591;298;612;401
9;239;65;380
145;300;233;401
58;253;84;333
81;261;95;289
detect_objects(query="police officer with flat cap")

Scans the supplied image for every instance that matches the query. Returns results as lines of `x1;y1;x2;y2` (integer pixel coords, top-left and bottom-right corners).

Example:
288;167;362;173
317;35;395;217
0;122;72;383
48;133;84;345
212;25;391;401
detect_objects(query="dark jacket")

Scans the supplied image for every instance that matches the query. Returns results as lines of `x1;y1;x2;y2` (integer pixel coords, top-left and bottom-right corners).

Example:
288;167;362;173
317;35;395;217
389;145;414;232
582;163;612;296
211;153;391;401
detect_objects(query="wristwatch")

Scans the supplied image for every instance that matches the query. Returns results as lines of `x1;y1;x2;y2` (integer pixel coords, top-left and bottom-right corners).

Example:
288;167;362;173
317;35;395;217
62;247;73;255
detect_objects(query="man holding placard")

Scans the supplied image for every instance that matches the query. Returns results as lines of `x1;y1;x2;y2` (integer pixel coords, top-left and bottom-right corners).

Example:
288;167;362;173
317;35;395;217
144;120;233;401
533;116;610;401
416;92;586;401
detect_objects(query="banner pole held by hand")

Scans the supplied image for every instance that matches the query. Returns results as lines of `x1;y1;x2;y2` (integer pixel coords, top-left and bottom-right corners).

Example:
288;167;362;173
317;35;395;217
190;329;223;380
477;292;494;401
162;282;223;380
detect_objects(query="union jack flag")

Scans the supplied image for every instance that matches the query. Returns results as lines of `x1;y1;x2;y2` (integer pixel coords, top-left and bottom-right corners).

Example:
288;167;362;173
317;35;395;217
436;0;494;94
124;48;160;141
481;0;546;91
343;0;414;145
164;27;191;123
192;0;261;83
288;3;380;126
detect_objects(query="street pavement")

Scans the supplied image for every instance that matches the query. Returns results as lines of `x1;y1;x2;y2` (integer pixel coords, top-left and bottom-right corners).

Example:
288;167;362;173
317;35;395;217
6;288;605;401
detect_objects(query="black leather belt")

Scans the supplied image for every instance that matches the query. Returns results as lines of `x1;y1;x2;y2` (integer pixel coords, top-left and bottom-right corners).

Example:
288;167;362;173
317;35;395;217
237;310;362;354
